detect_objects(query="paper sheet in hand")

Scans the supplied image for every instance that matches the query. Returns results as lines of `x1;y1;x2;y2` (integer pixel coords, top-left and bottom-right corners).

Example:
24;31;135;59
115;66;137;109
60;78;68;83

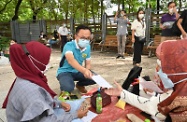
81;110;98;122
92;75;113;88
140;81;163;93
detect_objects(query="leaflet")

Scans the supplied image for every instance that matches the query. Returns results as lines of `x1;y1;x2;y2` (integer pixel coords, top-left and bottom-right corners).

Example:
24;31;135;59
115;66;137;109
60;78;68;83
92;75;113;88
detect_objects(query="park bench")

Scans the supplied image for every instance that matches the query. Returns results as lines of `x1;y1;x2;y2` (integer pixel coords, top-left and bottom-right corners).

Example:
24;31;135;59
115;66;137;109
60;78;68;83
125;35;133;54
91;32;102;50
100;35;117;51
99;35;133;53
147;35;161;58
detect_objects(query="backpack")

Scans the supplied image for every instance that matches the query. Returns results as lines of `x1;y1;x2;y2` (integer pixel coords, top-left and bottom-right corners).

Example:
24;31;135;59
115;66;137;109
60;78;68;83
121;66;142;95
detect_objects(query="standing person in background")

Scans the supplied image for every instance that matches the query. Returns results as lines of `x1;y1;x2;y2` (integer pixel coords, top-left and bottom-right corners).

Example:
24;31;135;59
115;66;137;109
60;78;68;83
58;23;68;52
131;9;146;66
10;39;17;45
114;10;130;59
160;1;179;42
177;9;187;39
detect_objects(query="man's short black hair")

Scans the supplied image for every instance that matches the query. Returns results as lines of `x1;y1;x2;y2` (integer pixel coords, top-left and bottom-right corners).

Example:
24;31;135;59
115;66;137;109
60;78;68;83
76;25;91;34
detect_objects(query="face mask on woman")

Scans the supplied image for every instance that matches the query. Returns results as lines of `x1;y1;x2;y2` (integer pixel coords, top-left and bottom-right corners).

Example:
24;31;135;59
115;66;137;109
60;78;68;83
169;8;174;14
138;14;144;19
157;68;187;89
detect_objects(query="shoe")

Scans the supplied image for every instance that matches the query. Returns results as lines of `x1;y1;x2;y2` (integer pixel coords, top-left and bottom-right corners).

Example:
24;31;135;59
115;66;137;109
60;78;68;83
116;54;121;59
121;56;125;59
58;91;70;101
76;84;87;93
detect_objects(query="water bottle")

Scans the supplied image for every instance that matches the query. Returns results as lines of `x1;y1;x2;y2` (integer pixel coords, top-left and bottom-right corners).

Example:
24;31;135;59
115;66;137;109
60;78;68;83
144;118;151;122
0;51;4;56
96;88;102;114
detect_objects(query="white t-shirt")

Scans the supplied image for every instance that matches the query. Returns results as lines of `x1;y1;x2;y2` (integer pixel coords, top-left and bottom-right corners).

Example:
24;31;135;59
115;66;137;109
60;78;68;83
58;26;68;36
131;19;146;37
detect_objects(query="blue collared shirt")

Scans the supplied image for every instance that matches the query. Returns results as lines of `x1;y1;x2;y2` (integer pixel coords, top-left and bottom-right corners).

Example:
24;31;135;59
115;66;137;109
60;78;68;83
57;40;91;76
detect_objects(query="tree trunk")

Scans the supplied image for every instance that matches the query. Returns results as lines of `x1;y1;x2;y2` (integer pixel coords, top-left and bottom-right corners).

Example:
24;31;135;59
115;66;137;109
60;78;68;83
100;0;104;30
122;0;125;10
91;0;96;31
12;0;23;20
84;1;88;23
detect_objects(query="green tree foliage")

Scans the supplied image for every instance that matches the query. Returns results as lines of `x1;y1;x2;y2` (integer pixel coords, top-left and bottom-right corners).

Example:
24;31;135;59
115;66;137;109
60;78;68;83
0;0;186;22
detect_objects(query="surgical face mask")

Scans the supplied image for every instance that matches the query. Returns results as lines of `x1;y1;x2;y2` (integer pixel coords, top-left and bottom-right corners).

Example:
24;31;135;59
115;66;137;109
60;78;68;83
169;8;174;14
78;39;90;48
157;68;187;89
63;24;66;27
138;14;144;19
121;14;124;17
22;44;50;74
28;55;50;74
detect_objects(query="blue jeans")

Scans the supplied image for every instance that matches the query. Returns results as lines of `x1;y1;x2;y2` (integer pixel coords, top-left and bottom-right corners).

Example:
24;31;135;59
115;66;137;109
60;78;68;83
57;72;96;92
49;39;58;48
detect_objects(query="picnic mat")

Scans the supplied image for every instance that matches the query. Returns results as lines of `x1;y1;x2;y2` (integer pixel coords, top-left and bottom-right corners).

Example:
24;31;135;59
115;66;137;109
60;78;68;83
84;88;154;122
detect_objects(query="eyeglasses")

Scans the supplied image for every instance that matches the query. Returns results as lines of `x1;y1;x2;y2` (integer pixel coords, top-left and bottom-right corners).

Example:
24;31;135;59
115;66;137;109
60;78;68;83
77;34;91;40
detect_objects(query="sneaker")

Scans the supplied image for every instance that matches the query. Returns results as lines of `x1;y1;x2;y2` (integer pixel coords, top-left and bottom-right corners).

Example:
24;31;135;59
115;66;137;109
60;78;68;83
116;54;121;59
76;84;87;93
121;56;125;59
58;91;70;101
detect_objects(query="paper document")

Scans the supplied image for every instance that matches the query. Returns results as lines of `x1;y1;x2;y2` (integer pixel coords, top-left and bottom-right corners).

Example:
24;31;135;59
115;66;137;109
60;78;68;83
92;75;113;88
81;110;98;122
140;81;163;93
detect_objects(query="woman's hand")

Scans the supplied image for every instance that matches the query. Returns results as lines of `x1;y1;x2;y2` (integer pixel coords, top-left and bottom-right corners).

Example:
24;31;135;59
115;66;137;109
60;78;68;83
61;102;71;112
182;32;187;39
132;37;135;43
77;107;88;118
105;81;123;96
143;88;154;94
160;25;166;30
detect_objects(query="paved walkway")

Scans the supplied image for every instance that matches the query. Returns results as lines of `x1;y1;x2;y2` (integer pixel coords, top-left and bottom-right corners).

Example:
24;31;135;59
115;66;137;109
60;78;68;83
0;49;156;122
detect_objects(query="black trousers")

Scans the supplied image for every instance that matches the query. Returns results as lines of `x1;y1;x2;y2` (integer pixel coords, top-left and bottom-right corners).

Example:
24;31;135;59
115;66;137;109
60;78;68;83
60;35;67;52
133;36;144;64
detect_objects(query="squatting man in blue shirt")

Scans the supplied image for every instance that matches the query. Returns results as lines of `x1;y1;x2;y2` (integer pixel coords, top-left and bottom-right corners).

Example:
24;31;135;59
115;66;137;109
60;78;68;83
56;25;96;94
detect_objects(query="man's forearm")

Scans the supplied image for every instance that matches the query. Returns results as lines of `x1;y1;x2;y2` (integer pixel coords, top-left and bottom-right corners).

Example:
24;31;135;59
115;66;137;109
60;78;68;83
68;59;86;74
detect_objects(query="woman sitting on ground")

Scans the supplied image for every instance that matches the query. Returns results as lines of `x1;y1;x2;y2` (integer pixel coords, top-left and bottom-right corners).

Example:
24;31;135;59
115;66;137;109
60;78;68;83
2;41;88;122
105;40;187;122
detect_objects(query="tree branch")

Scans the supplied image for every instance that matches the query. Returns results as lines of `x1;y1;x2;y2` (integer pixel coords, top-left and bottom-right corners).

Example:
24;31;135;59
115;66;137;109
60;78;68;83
0;0;13;14
12;0;23;20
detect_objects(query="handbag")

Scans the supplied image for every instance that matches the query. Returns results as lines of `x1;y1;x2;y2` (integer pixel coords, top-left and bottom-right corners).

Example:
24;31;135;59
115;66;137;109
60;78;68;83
135;36;146;43
91;88;111;108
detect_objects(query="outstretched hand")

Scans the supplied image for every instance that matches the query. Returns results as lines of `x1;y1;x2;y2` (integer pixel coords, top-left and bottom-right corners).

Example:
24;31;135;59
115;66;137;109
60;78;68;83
61;102;71;112
104;81;123;96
